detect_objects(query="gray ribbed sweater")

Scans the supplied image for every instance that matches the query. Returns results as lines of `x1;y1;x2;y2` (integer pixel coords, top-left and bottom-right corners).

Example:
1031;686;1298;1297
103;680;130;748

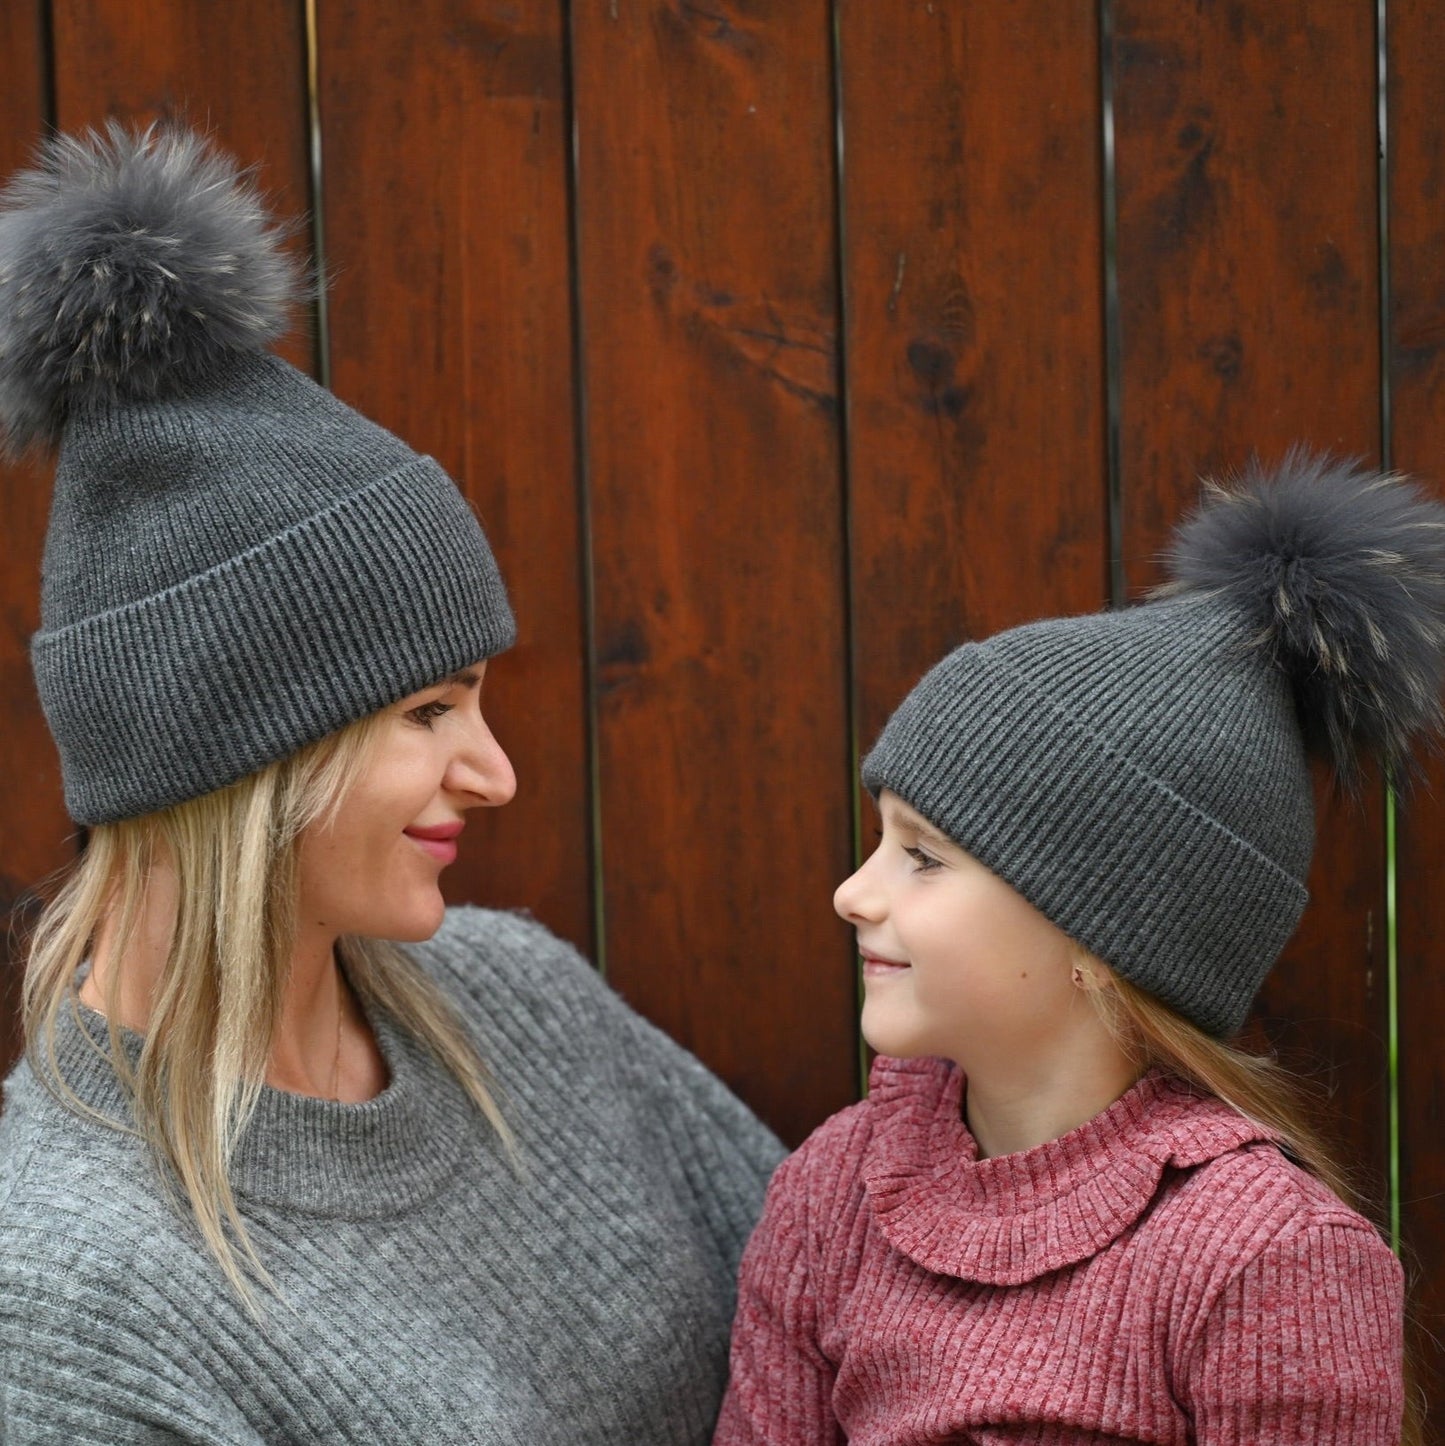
0;907;784;1443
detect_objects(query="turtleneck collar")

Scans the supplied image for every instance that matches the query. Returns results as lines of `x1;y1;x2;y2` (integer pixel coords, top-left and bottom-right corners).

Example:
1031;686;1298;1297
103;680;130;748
861;1055;1276;1286
40;985;488;1219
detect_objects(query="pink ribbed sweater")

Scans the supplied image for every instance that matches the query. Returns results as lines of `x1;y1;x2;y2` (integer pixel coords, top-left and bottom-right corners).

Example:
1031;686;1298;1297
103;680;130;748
716;1059;1403;1445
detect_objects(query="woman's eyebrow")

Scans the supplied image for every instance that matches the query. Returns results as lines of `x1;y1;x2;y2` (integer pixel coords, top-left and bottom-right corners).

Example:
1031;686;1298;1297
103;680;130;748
448;668;482;689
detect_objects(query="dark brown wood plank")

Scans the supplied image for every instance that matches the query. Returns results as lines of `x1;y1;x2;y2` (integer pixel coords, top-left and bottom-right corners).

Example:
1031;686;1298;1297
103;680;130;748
50;0;315;375
838;2;1109;782
0;2;67;1086
1387;0;1445;1413
1112;2;1387;1207
8;0;314;1085
317;2;593;956
572;0;854;1145
8;0;317;1082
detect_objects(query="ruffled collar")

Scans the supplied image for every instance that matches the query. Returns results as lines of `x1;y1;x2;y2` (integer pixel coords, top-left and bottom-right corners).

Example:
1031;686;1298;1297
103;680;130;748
862;1056;1275;1285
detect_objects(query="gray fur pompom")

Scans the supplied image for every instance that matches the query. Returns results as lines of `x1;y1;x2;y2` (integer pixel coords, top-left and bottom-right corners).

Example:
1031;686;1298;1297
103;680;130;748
0;122;300;454
1164;448;1445;780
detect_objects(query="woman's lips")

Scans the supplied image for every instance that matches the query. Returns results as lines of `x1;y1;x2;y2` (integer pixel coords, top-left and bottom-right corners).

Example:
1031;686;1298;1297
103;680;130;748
405;821;463;864
860;952;910;979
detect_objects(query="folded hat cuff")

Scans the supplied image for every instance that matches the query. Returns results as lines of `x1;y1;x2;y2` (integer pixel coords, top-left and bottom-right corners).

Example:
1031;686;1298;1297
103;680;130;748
861;647;1308;1036
34;456;515;824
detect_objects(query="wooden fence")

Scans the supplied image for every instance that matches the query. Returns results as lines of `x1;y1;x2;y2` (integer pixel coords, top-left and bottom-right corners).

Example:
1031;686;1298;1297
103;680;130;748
3;0;1442;1426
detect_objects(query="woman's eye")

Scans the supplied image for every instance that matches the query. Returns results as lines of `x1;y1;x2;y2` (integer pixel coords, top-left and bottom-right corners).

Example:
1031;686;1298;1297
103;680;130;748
408;700;453;728
904;845;942;873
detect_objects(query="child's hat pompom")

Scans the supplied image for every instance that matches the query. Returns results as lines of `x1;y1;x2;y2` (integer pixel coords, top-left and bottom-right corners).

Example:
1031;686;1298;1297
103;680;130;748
1164;447;1445;780
0;121;300;455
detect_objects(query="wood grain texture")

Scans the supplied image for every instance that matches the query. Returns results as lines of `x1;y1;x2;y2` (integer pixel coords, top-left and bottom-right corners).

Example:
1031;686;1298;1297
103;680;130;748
1112;1;1388;1207
1;0;315;1086
317;1;592;955
838;0;1109;764
0;1;67;1086
51;0;315;375
572;0;855;1144
1386;0;1445;1412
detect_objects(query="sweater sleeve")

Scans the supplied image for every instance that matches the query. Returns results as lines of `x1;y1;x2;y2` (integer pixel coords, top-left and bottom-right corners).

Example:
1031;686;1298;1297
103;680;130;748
713;1148;842;1445
609;994;787;1272
1178;1217;1404;1445
1;1274;264;1446
427;907;785;1271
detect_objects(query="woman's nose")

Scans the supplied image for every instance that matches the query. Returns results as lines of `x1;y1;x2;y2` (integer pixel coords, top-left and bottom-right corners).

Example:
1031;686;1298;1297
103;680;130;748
450;718;517;807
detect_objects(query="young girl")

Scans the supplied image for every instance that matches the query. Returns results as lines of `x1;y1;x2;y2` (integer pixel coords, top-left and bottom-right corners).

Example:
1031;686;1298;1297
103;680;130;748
716;452;1436;1444
0;125;781;1442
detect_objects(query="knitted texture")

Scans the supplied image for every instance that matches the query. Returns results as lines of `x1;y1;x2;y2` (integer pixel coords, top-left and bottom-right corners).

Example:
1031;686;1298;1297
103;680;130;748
862;594;1312;1036
0;908;784;1443
2;127;515;824
33;348;515;825
716;1057;1404;1444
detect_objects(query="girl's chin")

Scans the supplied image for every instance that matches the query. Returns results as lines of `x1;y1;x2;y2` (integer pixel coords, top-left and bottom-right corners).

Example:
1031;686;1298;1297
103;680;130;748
856;1000;937;1058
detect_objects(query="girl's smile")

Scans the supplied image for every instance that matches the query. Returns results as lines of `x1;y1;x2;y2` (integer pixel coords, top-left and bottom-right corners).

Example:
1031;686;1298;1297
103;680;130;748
859;951;909;980
835;790;1084;1073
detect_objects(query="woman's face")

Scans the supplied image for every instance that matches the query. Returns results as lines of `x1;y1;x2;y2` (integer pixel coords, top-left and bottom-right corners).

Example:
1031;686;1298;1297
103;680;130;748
833;790;1081;1072
296;661;515;944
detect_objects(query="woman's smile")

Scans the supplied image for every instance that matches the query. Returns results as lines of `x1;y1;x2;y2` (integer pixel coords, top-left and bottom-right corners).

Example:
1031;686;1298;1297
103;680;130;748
404;819;466;864
297;664;514;943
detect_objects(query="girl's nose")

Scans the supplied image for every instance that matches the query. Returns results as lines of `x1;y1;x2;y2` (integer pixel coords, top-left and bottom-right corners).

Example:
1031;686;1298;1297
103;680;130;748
449;718;517;807
834;858;883;924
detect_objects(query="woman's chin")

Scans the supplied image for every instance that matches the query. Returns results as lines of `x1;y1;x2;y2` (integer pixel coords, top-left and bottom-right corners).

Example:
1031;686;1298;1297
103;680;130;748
355;890;449;944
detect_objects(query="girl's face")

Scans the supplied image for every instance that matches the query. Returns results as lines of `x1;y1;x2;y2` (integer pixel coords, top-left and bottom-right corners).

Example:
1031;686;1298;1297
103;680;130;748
296;661;515;944
834;790;1082;1071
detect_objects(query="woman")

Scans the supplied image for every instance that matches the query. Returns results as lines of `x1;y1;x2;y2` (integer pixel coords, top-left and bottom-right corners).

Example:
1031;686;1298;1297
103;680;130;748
0;124;782;1444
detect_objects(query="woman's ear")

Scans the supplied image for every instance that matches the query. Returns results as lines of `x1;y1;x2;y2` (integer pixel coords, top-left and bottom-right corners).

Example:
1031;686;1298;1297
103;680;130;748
1070;954;1114;993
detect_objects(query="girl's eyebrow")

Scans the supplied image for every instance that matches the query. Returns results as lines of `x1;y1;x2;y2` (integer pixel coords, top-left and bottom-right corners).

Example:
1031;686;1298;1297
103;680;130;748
881;802;952;850
447;668;482;689
909;821;953;850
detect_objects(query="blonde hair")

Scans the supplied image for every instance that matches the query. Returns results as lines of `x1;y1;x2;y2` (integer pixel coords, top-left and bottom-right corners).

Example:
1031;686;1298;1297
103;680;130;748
24;711;513;1311
1083;950;1423;1445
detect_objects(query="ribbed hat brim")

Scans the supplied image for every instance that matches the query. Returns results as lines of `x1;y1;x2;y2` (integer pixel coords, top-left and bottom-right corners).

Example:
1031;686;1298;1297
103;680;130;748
34;455;514;824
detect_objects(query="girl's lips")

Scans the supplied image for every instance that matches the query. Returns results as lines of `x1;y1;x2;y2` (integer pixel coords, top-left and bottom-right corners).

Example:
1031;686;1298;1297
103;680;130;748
860;952;910;979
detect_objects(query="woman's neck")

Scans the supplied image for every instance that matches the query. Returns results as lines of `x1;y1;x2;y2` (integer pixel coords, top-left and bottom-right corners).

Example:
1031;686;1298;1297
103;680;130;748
81;861;385;1101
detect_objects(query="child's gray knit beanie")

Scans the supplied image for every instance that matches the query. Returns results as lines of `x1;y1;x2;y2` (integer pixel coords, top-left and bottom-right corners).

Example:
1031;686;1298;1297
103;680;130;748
0;125;514;825
862;453;1445;1036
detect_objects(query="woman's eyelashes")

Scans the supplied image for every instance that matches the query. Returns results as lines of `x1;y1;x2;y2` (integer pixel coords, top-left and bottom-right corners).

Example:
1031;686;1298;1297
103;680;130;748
407;699;454;729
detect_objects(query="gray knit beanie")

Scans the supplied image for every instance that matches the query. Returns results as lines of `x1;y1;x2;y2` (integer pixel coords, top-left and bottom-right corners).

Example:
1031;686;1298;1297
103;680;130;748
0;125;514;825
862;453;1445;1036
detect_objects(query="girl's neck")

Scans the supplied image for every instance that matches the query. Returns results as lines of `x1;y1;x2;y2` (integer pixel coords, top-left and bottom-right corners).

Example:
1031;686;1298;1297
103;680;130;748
81;860;385;1101
960;1036;1143;1160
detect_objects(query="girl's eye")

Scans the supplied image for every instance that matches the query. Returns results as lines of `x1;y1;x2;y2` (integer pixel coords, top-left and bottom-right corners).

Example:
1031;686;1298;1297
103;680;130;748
904;845;942;874
408;700;453;728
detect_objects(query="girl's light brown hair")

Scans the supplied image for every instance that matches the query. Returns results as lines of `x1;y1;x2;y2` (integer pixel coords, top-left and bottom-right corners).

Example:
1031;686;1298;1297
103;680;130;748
1084;952;1424;1445
24;710;513;1312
